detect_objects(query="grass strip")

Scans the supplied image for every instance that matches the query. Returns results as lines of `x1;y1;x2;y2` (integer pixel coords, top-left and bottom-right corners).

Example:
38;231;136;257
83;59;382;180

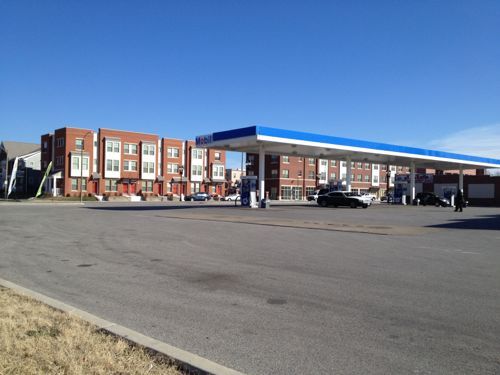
0;286;182;375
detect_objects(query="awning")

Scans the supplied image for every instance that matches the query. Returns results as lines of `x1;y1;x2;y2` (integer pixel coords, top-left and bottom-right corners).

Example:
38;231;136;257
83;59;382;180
92;172;101;179
157;175;164;182
203;178;211;183
196;126;500;170
211;178;226;183
171;177;183;183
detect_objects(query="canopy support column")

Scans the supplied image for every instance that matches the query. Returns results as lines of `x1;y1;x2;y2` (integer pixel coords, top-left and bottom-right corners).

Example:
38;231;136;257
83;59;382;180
346;156;352;192
410;161;416;201
259;145;266;201
459;165;464;192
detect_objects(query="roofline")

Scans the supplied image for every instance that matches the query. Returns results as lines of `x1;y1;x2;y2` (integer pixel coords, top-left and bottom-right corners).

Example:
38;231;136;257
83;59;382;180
99;128;159;137
54;126;95;133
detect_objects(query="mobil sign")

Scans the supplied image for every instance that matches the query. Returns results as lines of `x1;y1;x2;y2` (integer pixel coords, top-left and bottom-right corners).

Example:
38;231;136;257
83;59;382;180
196;133;213;147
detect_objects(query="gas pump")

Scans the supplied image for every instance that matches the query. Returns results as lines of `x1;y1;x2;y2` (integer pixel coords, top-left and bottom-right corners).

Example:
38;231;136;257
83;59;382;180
240;176;258;208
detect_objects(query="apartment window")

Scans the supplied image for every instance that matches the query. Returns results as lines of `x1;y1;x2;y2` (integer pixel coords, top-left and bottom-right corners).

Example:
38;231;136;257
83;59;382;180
71;178;78;191
192;149;203;159
213;165;224;178
308;158;315;165
141;181;153;192
364;175;370;182
56;156;64;166
167;147;179;158
351;162;355;168
398;166;403;172
82;157;89;171
143;144;155;156
365;163;370;169
298;170;303;178
81;178;87;191
357;162;362;168
247;170;254;176
382;165;387;170
124;160;137;171
374;164;379;170
214;152;221;161
319;172;326;180
192;165;202;176
308;171;315;179
271;169;278;177
331;160;337;167
321;160;327;166
298;157;303;162
373;176;379;183
124;143;138;154
342;173;346;180
280;186;292;200
105;179;117;192
282;169;289;178
330;172;336;180
106;141;119;153
142;162;154;174
43;141;48;151
351;174;355;181
75;139;83;150
247;155;255;163
167;163;179;173
106;159;119;172
56;138;64;147
342;161;346;167
283;155;289;163
391;166;396;171
72;156;80;170
271;155;279;163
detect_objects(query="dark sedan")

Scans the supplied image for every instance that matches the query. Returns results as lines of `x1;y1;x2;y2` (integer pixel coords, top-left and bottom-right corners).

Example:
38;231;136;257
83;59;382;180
317;191;371;208
185;192;211;201
413;192;450;207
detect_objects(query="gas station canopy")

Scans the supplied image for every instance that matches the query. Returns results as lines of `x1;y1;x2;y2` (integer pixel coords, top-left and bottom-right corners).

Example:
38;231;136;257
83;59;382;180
196;126;500;170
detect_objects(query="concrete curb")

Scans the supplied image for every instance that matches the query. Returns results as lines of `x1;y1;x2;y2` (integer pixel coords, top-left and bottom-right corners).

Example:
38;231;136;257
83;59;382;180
0;278;245;375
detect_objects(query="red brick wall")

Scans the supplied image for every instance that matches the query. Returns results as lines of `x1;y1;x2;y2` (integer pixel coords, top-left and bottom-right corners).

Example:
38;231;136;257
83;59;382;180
98;129;159;197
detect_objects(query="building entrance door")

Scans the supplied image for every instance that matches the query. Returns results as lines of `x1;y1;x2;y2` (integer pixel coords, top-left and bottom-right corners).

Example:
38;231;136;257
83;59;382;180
129;183;136;195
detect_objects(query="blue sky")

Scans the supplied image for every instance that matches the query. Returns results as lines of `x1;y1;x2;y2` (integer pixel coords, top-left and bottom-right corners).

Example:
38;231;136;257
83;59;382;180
1;1;499;168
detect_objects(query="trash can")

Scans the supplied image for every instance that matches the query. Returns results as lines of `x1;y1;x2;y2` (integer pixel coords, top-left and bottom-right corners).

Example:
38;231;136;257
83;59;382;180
260;199;270;208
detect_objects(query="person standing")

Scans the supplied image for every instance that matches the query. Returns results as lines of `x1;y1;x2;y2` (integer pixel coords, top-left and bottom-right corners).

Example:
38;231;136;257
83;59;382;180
454;189;464;212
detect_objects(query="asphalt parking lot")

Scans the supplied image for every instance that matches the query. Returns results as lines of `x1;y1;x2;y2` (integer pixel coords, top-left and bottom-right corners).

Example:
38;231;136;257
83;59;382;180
1;201;499;374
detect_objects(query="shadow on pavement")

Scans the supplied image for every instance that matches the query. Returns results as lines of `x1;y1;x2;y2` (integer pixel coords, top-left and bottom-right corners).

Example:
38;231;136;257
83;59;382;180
427;214;500;230
85;204;238;211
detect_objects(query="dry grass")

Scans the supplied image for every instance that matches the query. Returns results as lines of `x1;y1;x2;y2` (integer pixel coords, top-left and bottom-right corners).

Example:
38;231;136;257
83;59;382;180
0;287;182;375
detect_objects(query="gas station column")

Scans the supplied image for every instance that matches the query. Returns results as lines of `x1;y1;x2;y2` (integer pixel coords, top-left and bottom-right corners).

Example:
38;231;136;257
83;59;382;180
459;165;464;192
259;145;266;200
346;156;352;192
410;161;416;201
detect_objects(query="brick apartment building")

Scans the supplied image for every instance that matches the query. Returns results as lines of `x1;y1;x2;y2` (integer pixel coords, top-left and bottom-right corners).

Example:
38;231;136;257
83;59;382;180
41;127;227;198
244;153;486;200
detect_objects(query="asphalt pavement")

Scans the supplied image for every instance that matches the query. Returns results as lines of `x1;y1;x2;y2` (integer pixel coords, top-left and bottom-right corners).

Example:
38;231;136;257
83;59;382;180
0;202;499;374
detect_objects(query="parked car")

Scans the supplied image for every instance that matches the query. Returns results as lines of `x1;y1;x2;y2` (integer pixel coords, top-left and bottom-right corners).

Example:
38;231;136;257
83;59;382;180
185;192;211;201
317;191;371;208
381;193;393;203
307;188;330;201
413;192;450;207
360;192;377;201
222;193;240;201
